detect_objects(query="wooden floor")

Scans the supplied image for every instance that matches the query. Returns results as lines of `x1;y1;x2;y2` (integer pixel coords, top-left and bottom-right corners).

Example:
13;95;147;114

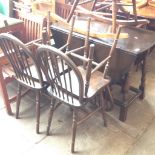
0;52;155;155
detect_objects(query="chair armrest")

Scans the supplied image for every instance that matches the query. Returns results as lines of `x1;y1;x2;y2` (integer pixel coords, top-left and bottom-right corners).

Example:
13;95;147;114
59;43;69;50
66;46;85;55
32;42;42;47
135;19;149;28
92;26;122;74
25;38;43;48
26;36;55;49
91;56;111;73
65;46;90;64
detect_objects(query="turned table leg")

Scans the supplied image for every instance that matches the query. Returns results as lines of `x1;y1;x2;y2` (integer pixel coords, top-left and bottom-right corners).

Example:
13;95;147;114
119;66;132;121
0;66;12;115
119;106;128;122
139;52;147;100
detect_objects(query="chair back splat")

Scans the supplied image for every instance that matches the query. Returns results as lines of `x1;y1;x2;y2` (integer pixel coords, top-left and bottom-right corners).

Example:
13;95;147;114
17;12;47;44
37;45;85;106
36;41;111;153
35;14;123;153
0;33;46;133
0;33;43;89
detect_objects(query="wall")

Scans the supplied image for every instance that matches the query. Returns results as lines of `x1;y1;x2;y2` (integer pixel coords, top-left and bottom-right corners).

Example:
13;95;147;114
0;0;12;16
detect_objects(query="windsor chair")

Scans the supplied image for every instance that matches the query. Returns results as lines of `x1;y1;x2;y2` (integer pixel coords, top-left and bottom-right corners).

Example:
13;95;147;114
0;33;48;133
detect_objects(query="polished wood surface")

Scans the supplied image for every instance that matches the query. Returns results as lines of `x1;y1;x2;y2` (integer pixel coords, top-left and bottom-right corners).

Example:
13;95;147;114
52;19;155;58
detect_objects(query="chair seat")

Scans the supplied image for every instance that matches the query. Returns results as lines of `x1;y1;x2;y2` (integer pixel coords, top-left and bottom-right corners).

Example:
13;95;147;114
1;62;44;90
47;66;110;107
17;63;50;90
0;32;47;134
78;66;110;98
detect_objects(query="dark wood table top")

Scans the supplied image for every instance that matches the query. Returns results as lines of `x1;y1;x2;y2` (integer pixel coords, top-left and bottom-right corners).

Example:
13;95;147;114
51;24;153;81
51;23;155;82
51;23;155;56
116;26;155;55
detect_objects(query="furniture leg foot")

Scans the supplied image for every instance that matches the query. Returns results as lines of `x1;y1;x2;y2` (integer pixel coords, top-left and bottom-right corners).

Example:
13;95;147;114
119;106;128;122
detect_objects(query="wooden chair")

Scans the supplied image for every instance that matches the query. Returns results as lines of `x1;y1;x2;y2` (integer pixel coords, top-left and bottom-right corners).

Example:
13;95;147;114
16;12;47;51
55;2;72;19
36;17;121;153
13;1;47;46
37;43;108;153
0;33;47;133
0;10;48;115
66;0;149;33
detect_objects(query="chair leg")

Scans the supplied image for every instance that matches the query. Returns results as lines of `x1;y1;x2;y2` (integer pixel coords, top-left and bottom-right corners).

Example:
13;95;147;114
16;84;22;119
100;93;107;127
36;91;41;134
106;85;114;111
71;108;78;153
46;99;56;135
0;66;12;115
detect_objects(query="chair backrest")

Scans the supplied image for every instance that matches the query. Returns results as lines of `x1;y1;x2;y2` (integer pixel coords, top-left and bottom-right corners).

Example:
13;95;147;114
0;33;43;89
17;12;47;44
63;16;94;96
37;45;85;105
55;2;72;19
66;0;149;32
66;0;95;22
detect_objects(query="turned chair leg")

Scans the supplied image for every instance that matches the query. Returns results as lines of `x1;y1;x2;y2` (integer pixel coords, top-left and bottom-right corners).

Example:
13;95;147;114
0;66;12;115
16;84;22;119
71;108;78;153
100;93;107;127
36;91;41;134
106;85;114;111
46;99;56;135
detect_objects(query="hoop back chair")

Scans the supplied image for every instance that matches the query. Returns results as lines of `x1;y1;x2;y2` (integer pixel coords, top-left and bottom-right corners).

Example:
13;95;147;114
17;12;47;50
0;33;46;134
37;42;109;152
67;0;149;33
36;25;123;152
0;9;48;115
13;1;47;49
